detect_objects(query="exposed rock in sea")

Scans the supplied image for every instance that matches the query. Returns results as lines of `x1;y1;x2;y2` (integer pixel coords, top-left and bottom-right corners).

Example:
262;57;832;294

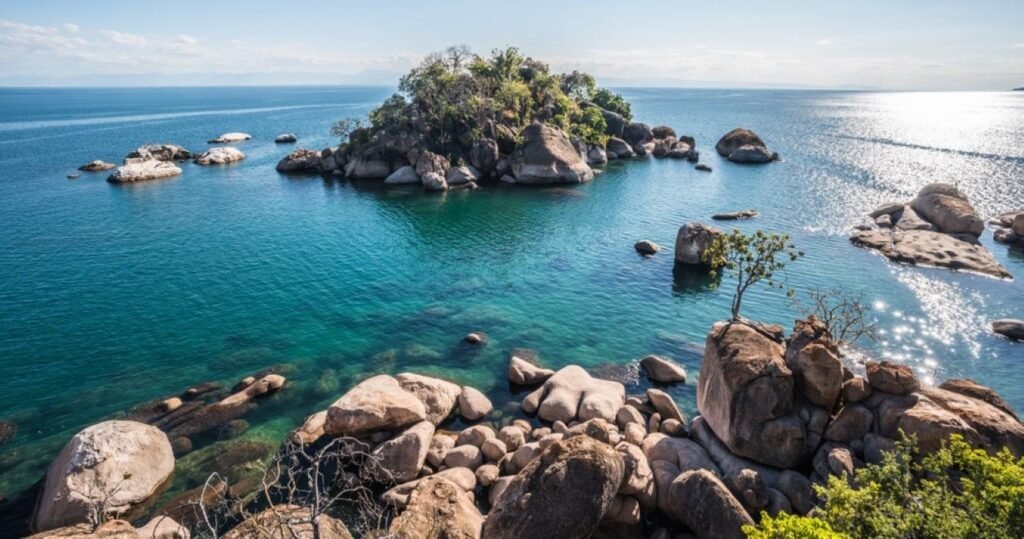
384;165;420;184
33;420;174;531
587;146;608;165
993;319;1024;341
194;147;245;165
344;136;413;179
634;240;660;256
521;365;625;423
325;375;426;436
78;160;116;172
695;163;712;172
716;128;778;164
459;386;493;420
622;122;653;147
673;222;722;265
108;160;183;183
713;209;758;221
207;132;251;144
274;133;298;143
851;184;1010;278
414;151;451;178
485;436;624;539
640;355;687;383
276;148;322;173
652;125;677;139
125;144;192;162
508;349;555;385
421;172;448;191
607;137;635;159
511;123;595;184
446;165;479;185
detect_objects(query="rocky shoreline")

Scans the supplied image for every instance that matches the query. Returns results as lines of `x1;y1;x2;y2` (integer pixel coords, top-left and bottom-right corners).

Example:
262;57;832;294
16;316;1023;538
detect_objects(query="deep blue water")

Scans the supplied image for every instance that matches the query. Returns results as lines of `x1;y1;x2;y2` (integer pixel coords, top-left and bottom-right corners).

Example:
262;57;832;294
1;86;1023;498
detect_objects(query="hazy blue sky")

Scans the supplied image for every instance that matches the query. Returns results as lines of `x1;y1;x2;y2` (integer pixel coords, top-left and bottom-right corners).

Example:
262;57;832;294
1;0;1021;89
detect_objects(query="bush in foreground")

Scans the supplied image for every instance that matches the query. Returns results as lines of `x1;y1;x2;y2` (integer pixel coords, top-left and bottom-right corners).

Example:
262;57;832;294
744;435;1024;539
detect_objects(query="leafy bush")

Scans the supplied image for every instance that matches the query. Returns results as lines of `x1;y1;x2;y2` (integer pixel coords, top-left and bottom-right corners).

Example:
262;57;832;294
743;435;1024;539
591;87;632;121
744;511;846;539
570;106;609;147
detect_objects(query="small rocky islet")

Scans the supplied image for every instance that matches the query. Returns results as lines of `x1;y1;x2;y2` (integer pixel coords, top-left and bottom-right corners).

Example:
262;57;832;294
15;316;1024;538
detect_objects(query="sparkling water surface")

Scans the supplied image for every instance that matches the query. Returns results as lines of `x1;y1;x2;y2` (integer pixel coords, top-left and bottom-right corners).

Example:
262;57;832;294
1;87;1023;500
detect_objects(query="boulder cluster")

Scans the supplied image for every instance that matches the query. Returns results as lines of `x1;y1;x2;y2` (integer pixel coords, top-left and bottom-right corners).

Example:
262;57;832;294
24;318;1021;538
991;208;1024;247
715;128;778;164
81;132;257;183
850;183;1011;279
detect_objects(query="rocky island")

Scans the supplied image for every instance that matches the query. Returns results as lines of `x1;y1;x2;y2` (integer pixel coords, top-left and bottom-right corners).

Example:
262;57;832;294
275;46;774;188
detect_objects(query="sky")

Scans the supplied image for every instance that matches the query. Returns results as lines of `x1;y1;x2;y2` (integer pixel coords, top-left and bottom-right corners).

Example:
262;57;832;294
0;0;1022;90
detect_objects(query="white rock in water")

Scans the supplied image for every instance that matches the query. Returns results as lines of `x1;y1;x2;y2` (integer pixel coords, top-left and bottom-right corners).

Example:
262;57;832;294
208;132;252;144
34;420;174;531
194;147;245;165
108;160;182;183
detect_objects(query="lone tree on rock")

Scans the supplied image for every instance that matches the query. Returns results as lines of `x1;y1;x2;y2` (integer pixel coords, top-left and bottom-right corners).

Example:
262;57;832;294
702;229;802;321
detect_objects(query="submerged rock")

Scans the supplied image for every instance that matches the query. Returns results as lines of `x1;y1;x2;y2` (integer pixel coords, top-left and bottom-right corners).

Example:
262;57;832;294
207;132;251;144
512;123;595;184
34;421;174;531
194;147;245;165
108;160;182;183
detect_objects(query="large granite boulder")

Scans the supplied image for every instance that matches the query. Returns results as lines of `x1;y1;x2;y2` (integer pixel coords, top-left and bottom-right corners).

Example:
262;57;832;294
1014;214;1024;237
918;387;1024;455
716;128;776;164
508;350;555;385
697;322;809;468
640;355;687;383
621;122;653;147
484;436;624;539
372;421;434;483
414;151;451;177
223;505;352;539
673;222;722;265
395;373;461;425
389;476;483;538
194;147;244;165
325;375;426;436
667;469;754;539
276;149;322;173
910;184;984;237
34;421;174;531
606;137;635;159
785;317;843;409
511;123;595;184
344;141;408;179
521;365;625;423
470;138;500;174
384;165;420;184
108;161;182;183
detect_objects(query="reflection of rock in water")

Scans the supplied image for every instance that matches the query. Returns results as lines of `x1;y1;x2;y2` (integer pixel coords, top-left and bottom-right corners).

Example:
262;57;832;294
672;263;716;295
542;187;585;198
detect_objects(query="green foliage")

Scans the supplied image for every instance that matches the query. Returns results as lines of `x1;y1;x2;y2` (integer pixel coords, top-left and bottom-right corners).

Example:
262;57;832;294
743;435;1024;539
336;45;631;160
702;229;802;320
744;511;848;539
591;87;632;121
570;106;609;146
329;117;364;144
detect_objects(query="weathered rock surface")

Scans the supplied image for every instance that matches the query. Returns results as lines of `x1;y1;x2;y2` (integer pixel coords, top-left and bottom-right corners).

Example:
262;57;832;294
34;420;174;531
511;123;595;184
223;505;352;539
697;322;808;468
395;372;461;425
325;375;426;436
108;161;182;183
485;436;624;539
207;132;251;144
459;386;493;420
276;148;322;173
716;128;776;164
640;355;687;383
384;165;420;184
865;361;920;395
910;184;984;237
389;477;483;539
522;365;625;423
194;147;244;165
674;223;722;265
372;421;434;483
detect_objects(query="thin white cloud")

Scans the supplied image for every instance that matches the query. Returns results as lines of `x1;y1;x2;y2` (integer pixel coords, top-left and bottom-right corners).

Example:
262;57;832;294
102;30;147;47
177;35;196;45
1014;43;1024;48
815;39;832;46
62;23;79;33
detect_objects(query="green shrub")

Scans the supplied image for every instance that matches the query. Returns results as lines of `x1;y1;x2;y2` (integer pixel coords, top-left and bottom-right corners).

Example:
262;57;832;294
743;435;1024;539
744;511;847;539
591;87;632;121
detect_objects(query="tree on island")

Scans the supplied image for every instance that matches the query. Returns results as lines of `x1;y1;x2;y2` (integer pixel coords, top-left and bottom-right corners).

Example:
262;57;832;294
337;45;629;158
702;229;803;322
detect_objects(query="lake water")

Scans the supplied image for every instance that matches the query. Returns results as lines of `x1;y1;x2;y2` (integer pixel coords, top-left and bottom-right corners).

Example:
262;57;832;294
1;87;1023;504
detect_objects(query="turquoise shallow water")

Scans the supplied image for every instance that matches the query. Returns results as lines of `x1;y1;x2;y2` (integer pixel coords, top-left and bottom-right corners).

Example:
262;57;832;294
1;87;1023;501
